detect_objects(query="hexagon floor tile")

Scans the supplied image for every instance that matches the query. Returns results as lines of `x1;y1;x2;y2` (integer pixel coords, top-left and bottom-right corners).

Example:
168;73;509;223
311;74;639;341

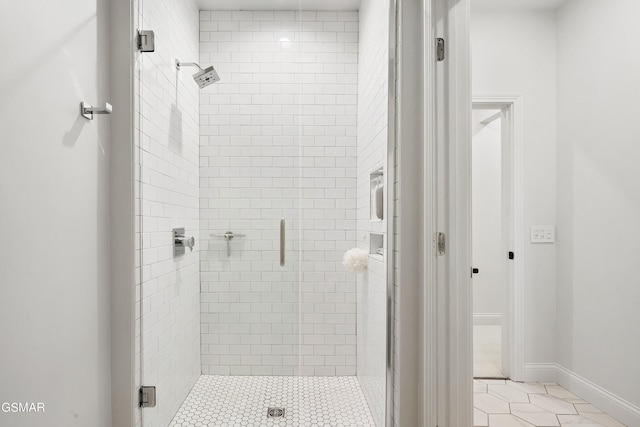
473;380;628;427
169;375;376;426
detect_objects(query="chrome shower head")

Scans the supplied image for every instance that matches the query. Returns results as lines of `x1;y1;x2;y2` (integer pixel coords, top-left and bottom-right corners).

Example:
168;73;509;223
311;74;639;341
192;66;220;88
176;59;220;89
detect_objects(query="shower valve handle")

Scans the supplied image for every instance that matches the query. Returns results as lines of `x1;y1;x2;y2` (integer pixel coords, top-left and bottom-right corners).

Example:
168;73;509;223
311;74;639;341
175;234;195;251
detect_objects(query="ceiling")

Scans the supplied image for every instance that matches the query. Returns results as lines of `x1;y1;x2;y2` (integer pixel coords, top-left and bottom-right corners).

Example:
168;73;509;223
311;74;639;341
196;0;362;11
472;0;567;11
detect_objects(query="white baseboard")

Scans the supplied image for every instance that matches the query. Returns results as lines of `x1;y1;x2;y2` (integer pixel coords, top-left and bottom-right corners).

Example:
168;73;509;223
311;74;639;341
524;363;640;426
473;313;502;326
555;365;640;426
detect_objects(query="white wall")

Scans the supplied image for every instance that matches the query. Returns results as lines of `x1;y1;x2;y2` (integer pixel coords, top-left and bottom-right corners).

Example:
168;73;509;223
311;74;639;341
556;0;640;412
394;0;424;424
0;1;111;426
110;0;136;425
356;0;389;425
472;110;504;317
198;10;359;376
134;1;202;426
471;10;557;364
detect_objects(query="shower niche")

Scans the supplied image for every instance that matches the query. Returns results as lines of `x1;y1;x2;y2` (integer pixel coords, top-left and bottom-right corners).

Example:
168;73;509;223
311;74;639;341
370;167;384;221
370;233;384;258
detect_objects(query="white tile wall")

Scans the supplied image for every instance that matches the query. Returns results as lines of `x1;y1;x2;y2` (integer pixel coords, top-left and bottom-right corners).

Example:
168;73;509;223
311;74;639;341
134;1;202;426
356;0;390;425
199;10;359;376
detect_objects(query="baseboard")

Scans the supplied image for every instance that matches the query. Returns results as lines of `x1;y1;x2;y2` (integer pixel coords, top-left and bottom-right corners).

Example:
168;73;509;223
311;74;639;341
524;363;640;426
555;365;640;426
473;313;502;326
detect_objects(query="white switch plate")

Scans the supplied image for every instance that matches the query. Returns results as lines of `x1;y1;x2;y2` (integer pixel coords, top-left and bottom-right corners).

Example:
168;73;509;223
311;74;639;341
530;226;555;243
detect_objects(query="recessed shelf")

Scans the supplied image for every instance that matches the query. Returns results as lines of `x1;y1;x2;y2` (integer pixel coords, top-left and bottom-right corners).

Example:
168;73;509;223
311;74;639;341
369;233;384;257
370;167;384;221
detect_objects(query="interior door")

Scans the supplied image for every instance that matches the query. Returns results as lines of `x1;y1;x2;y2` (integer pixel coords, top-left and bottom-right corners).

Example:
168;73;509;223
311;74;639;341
471;107;506;379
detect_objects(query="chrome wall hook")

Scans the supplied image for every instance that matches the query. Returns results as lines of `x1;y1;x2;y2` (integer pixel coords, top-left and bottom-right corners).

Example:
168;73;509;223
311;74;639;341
80;101;112;120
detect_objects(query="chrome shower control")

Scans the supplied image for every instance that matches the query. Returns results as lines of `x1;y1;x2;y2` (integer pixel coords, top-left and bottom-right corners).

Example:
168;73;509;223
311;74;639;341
173;228;195;257
177;235;195;251
211;231;245;257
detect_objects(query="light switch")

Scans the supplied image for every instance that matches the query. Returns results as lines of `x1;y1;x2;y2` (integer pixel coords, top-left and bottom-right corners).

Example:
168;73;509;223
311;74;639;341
530;226;555;243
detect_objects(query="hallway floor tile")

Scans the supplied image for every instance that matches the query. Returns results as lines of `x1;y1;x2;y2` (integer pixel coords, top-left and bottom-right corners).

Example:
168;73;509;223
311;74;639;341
474;380;626;427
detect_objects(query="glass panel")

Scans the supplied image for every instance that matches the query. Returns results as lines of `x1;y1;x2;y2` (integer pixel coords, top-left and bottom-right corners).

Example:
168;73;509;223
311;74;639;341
136;1;204;426
136;1;391;426
198;7;303;378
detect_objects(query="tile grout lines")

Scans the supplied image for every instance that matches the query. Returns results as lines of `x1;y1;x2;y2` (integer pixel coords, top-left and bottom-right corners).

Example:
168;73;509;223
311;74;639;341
474;379;627;427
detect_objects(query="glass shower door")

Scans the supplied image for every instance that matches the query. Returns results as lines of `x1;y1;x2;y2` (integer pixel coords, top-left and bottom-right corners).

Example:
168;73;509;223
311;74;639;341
135;0;209;426
135;1;391;425
135;2;305;426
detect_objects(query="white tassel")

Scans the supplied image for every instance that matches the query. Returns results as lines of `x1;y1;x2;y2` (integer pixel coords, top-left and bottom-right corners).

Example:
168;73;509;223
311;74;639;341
342;248;368;273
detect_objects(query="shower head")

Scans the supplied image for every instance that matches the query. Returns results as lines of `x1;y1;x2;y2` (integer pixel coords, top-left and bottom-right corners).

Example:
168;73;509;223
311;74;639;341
192;66;220;88
176;59;220;88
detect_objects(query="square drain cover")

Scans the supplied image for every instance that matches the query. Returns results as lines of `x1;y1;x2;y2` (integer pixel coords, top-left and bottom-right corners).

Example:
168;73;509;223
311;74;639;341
267;407;285;418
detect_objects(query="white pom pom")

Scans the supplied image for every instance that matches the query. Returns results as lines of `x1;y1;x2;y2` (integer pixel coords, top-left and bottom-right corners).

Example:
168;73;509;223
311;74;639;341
342;248;368;273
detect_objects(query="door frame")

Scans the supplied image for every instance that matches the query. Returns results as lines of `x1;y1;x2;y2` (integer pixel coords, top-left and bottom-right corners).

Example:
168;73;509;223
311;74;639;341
434;0;473;425
472;96;525;382
440;0;528;420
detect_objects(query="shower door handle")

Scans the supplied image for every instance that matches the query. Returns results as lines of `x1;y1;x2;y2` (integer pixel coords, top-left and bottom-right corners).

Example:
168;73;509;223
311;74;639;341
280;219;285;267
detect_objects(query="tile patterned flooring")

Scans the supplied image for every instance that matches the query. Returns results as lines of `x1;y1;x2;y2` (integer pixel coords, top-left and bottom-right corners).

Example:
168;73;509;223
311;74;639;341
167;374;626;427
168;375;376;427
474;379;627;427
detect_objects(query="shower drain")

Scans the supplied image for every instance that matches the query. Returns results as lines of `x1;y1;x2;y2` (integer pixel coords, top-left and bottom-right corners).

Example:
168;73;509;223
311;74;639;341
267;407;285;418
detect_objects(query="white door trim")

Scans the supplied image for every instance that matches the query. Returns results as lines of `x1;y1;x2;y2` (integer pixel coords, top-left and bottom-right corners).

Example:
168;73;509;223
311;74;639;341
442;0;473;425
423;0;438;426
472;95;525;382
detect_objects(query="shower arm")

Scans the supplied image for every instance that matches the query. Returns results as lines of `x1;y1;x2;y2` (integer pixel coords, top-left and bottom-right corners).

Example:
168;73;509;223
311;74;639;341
175;60;203;71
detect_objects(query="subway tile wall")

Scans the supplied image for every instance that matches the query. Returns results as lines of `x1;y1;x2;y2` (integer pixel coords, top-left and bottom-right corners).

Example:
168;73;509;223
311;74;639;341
134;1;201;426
356;0;389;424
198;10;359;376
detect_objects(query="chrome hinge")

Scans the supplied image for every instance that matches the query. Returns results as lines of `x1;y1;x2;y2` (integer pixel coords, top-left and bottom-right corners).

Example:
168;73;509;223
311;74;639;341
137;30;155;52
436;232;446;256
436;38;445;61
139;386;156;408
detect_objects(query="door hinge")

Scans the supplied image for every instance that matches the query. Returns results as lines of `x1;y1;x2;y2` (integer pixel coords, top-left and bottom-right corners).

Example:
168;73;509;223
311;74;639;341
139;386;156;407
137;30;155;52
436;38;445;61
436;232;446;256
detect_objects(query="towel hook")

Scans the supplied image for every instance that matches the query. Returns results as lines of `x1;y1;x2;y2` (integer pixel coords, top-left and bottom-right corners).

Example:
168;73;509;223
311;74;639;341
80;101;113;120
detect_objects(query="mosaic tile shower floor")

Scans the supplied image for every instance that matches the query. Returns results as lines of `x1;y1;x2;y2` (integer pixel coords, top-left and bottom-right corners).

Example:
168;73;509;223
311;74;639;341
168;375;376;427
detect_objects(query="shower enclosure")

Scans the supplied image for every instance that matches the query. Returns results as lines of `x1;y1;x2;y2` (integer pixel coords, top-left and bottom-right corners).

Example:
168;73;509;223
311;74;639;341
134;0;393;425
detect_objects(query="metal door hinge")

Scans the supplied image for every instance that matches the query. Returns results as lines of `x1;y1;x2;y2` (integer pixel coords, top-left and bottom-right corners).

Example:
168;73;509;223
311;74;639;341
436;38;445;61
139;386;156;407
137;30;155;52
436;232;446;256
